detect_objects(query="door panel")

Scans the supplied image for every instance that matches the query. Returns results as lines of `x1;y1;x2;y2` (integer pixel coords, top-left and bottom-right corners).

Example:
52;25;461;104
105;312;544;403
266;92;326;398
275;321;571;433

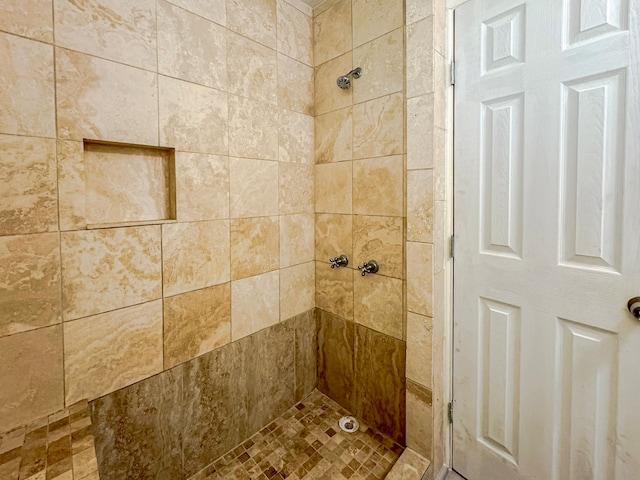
453;0;640;479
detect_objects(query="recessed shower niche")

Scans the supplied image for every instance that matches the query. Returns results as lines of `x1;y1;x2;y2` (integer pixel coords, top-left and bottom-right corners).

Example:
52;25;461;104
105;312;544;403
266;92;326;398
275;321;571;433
83;140;176;228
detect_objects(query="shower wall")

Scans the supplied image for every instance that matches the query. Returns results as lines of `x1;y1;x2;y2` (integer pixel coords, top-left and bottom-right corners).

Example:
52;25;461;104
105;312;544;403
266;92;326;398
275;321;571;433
0;0;316;434
312;0;407;445
405;0;448;470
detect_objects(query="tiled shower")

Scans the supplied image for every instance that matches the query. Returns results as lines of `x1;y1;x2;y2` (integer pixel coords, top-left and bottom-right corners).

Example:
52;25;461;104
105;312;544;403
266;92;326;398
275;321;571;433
0;0;447;478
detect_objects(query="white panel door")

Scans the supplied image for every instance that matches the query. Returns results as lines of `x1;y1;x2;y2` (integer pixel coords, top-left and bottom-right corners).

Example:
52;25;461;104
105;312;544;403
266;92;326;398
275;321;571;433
453;0;640;479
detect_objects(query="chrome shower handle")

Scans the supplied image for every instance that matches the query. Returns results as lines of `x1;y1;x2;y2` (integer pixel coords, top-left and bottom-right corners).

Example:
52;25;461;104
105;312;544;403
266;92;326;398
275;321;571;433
329;255;349;269
357;260;379;276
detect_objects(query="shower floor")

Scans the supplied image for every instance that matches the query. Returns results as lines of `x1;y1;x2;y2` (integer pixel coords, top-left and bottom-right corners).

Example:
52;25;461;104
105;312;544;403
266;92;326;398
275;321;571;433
189;390;404;480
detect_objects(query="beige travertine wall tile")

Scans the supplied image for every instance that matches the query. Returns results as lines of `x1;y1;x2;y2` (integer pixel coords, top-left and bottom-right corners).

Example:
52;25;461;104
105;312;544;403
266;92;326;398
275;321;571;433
280;213;314;267
0;233;61;337
353;0;404;47
314;52;353;116
61;226;162;320
406;380;433;459
407;18;434;99
159;75;228;155
54;0;156;70
431;261;446;471
227;0;276;49
229;96;278;160
231;270;280;340
353;273;403;339
0;0;53;42
84;144;173;226
353;156;403;217
176;153;229;222
279;163;314;214
57;140;85;231
434;127;447;199
315;162;352;214
407;94;434;170
0;33;55;138
279;109;314;164
316;261;353;320
406;312;432;388
407;169;434;243
163;283;231;369
353;28;403;104
315;107;352;163
63;300;163;404
229;158;279;218
284;0;312;16
231;216;279;280
434;52;447;129
227;32;276;103
0;326;63;433
315;213;352;263
407;0;433;24
56;48;157;145
280;262;314;320
353;215;403;279
166;0;226;26
433;0;446;56
407;241;433;317
353;93;403;159
162;220;230;297
277;0;312;66
313;0;342;16
0;135;57;236
313;0;351;66
158;1;227;91
278;54;314;115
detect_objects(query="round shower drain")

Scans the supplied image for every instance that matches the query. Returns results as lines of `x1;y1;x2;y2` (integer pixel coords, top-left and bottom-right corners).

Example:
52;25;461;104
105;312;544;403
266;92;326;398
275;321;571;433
339;416;360;433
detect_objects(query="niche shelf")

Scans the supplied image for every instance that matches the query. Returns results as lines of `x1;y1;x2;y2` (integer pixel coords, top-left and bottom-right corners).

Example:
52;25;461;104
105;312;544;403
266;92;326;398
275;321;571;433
83;140;176;229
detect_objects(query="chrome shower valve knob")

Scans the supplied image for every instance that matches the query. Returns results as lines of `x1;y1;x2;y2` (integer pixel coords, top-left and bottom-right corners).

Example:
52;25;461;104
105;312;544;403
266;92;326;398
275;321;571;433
357;260;379;276
329;255;349;269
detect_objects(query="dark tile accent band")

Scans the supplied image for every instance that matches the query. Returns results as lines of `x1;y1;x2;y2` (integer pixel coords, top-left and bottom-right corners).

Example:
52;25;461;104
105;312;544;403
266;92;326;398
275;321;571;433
90;309;317;480
316;308;406;445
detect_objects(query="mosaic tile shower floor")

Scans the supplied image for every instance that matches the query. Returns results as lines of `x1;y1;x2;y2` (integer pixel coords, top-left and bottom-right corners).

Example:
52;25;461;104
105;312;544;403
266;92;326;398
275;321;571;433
189;390;404;480
0;401;99;480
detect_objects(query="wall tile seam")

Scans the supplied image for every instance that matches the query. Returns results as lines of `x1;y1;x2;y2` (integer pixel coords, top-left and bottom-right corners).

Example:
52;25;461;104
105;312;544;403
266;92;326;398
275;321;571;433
0;321;61;342
157;0;228;33
316;307;408;343
406;80;438;100
311;90;407;115
43;43;313;103
312;27;406;68
314;210;405;218
275;49;316;69
312;0;344;18
406;377;433;397
406;13;436;28
0;28;54;47
281;0;314;18
0;130;58;143
406;307;435;320
314;154;407;164
313;262;405;281
351;25;406;51
60;297;163;325
406;375;434;394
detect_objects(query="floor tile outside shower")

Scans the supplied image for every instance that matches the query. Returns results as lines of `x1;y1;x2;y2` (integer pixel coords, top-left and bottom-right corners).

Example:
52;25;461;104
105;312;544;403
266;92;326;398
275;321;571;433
189;390;404;480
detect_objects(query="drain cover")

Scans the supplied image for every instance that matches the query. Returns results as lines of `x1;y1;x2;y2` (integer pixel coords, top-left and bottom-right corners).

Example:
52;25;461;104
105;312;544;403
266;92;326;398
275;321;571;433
339;416;359;433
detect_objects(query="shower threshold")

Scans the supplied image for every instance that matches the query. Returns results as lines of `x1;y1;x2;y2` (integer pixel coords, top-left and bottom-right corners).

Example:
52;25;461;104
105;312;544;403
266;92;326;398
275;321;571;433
188;390;404;480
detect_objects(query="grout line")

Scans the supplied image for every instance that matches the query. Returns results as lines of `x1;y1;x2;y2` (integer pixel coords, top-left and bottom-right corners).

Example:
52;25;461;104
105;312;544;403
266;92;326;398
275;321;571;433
50;0;69;410
155;0;161;148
